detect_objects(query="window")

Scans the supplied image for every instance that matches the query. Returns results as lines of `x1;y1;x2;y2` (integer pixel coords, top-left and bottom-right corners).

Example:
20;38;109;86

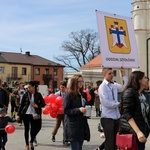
45;68;49;75
12;67;18;78
22;68;27;75
53;69;57;76
35;68;40;75
0;67;5;74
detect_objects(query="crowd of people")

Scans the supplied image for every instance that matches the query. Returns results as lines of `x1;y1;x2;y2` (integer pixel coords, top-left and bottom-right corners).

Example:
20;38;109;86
0;80;45;150
0;68;150;150
0;77;92;150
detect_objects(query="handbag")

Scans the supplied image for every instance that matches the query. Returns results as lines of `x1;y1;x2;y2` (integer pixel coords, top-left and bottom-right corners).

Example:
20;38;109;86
116;132;138;150
32;113;41;120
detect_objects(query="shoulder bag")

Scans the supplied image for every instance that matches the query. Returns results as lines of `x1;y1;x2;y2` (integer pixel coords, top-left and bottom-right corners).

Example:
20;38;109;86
116;132;138;150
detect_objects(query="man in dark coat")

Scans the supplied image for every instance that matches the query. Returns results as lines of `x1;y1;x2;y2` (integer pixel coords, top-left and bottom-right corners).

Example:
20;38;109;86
0;79;9;111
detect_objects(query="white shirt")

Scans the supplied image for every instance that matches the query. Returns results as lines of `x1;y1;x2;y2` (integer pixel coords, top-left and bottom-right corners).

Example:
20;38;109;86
55;91;66;98
26;94;35;115
98;79;124;119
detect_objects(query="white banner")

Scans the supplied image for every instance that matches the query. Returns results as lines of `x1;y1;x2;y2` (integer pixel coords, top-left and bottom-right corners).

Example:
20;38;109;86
96;10;139;68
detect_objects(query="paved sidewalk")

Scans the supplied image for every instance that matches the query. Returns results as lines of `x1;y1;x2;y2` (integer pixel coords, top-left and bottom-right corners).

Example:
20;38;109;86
5;109;150;150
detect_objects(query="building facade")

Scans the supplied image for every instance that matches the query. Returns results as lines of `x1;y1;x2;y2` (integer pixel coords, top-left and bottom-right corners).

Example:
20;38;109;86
0;63;31;84
0;51;64;90
132;0;150;77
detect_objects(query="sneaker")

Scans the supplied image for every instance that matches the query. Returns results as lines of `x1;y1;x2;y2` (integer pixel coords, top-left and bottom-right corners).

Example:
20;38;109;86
34;138;38;146
18;123;22;126
51;135;55;142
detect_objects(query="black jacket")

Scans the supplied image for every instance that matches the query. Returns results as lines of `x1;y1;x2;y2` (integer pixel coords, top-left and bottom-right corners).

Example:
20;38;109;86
120;88;150;138
17;91;45;116
63;92;90;142
0;88;9;108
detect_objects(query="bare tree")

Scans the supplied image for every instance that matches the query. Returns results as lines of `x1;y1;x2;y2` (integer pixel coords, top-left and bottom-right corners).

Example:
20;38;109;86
54;29;100;72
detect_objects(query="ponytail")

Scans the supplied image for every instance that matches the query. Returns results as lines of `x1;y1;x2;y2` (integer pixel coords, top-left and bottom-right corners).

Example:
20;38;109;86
28;81;39;92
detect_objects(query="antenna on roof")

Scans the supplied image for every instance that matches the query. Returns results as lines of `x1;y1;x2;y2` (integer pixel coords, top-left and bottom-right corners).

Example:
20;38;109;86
20;47;22;53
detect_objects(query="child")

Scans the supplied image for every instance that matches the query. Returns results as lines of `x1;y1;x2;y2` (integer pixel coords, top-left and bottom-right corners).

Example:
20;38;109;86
0;108;14;150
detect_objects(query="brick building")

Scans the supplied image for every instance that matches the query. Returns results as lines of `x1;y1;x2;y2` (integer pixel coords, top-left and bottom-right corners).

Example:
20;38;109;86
0;51;65;90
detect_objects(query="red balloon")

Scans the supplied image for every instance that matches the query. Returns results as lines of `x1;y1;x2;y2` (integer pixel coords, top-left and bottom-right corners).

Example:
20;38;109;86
57;106;64;114
49;103;59;112
50;111;57;118
43;96;50;104
55;96;63;106
42;106;51;115
48;94;57;103
5;124;15;134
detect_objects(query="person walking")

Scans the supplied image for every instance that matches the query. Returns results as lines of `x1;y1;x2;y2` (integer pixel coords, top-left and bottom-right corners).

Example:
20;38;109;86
9;91;18;119
51;80;69;145
16;81;45;150
94;86;100;117
0;79;9;112
120;71;150;150
98;68;127;150
14;82;26;125
63;74;90;150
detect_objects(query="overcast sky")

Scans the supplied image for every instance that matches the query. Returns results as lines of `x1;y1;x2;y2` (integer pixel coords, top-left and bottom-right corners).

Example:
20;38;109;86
0;0;133;62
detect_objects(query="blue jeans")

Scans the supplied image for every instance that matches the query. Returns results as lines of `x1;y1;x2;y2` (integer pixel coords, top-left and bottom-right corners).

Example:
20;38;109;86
0;133;7;148
70;140;83;150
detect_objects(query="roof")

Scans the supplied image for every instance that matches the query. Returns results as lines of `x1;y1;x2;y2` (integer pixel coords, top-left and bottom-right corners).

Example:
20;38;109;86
0;51;64;67
81;54;102;68
0;54;7;63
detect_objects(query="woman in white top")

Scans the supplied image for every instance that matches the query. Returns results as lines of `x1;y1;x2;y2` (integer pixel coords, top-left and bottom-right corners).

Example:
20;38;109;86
16;81;45;150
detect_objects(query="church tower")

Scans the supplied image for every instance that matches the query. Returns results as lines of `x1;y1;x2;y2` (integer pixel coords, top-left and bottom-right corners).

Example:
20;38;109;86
132;0;150;77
